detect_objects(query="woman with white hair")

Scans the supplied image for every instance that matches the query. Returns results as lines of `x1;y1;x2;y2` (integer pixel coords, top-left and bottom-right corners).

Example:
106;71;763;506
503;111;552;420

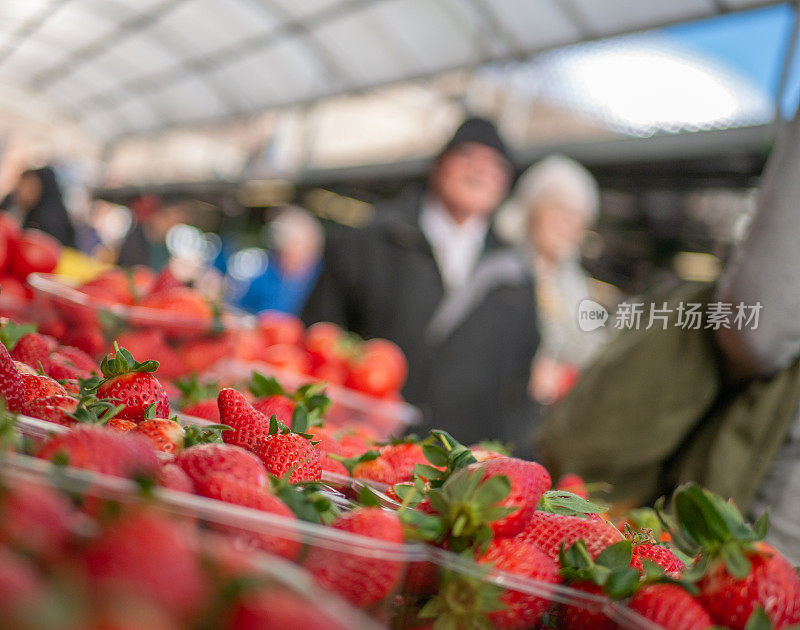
499;154;606;404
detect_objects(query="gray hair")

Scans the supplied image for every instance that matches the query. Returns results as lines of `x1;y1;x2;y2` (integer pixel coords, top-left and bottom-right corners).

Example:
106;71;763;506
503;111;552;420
269;206;324;250
512;154;600;222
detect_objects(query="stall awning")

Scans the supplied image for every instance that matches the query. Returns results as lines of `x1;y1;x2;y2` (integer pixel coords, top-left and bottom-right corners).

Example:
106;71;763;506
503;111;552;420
0;0;782;141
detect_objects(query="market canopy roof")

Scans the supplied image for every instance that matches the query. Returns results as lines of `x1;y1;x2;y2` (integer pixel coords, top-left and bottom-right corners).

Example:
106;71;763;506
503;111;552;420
0;0;783;142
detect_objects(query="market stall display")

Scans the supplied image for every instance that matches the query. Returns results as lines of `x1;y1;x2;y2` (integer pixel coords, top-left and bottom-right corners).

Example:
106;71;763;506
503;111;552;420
0;316;797;629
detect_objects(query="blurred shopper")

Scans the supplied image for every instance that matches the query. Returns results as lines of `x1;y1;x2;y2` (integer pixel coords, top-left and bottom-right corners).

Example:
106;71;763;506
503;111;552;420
500;155;605;405
0;166;76;247
540;104;800;563
303;118;539;448
232;206;323;315
117;196;188;269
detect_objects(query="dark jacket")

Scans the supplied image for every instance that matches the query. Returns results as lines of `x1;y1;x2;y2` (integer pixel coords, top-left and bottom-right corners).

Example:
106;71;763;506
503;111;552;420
22;167;76;248
303;187;540;449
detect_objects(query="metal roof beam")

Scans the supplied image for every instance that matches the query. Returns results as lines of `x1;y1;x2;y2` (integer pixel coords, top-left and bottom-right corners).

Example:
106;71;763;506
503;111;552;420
0;0;70;68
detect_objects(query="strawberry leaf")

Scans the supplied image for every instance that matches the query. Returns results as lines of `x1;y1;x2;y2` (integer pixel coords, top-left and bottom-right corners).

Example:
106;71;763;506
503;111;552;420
604;568;640;599
358;485;381;507
743;607;772;630
291;405;308;434
0;321;36;351
539;490;607;516
595;541;632;571
248;373;285;398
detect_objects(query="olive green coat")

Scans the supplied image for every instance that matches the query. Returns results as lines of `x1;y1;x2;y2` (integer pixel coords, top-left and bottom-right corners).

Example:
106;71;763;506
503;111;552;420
539;283;800;511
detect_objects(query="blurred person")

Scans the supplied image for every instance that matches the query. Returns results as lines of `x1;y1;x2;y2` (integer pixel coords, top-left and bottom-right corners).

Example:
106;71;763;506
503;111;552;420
0;166;76;246
540;103;800;563
231;206;323;315
117;196;188;270
499;155;605;404
303;117;539;449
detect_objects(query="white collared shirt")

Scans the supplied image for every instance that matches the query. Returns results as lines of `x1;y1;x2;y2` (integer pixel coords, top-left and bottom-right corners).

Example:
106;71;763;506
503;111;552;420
419;197;489;291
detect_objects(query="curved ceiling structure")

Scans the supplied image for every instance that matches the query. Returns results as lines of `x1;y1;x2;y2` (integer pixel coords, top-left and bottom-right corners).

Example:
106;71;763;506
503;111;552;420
0;0;782;141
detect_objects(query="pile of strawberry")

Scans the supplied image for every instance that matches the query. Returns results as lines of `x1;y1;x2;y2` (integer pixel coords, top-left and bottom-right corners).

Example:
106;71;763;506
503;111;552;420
0;215;61;316
1;323;799;629
0;472;358;629
37;266;218;360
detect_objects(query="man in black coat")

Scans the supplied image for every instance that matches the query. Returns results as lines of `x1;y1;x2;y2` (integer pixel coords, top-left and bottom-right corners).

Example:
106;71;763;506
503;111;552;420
303;118;540;450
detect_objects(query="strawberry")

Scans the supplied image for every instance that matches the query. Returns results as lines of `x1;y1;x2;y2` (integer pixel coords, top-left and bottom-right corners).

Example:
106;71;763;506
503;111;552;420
37;425;161;480
352;452;398;485
254;419;322;484
380;442;429;483
628;584;714;629
252;394;295;424
224;589;346;630
308;426;343;456
59;326;106;359
10;332;51;368
138;287;213;323
82;508;208;622
133;418;185;453
0;341;24;411
665;483;800;629
95;344;169;423
80;269;134;305
19;395;78;425
181;399;219;421
194;472;300;560
630;542;685;577
54;344;98;374
149;268;182;294
322;455;350;476
158;462;194;493
305;507;404;607
468;457;551;538
219;387;270;452
43;353;93;380
0;479;73;560
13;360;37;374
478;538;561;629
174;443;268;488
514;511;623;562
107;418;136;432
20;372;68;401
556;582;614;630
420;538;560;630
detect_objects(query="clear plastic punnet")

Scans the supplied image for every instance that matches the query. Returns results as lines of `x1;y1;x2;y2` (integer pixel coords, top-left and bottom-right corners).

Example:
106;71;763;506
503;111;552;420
6;422;661;629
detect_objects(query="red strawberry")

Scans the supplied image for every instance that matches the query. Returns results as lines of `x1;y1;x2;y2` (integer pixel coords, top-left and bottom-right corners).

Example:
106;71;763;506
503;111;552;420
305;507;404;607
55;344;99;374
174;443;268;488
478;538;561;629
224;589;346;630
37;425;160;480
468;457;552;538
19;395;78;425
158;462;194;493
43;352;92;380
20;372;67;401
0;548;43;614
698;542;800;629
133;418;185;453
667;484;800;629
181;399;220;421
556;582;615;630
307;426;344;456
80;269;134;305
352;453;397;485
0;479;73;560
322;455;349;477
628;584;714;629
180;334;235;374
107;418;136;432
138;287;213;323
630;543;685;577
10;332;51;368
13;360;37;374
252;394;295;424
515;512;623;562
194;472;300;560
380;442;429;483
0;342;24;411
256;429;321;484
83;508;208;621
59;326;106;359
219;388;270;452
96;345;169;423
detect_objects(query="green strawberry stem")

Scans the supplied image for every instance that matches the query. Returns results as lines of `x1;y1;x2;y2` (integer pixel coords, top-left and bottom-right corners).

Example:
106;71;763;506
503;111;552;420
99;342;159;381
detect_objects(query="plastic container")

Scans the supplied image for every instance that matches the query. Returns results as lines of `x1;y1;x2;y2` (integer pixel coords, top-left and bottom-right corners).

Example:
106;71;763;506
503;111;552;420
27;272;253;344
1;452;382;630
6;432;659;629
203;358;421;439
